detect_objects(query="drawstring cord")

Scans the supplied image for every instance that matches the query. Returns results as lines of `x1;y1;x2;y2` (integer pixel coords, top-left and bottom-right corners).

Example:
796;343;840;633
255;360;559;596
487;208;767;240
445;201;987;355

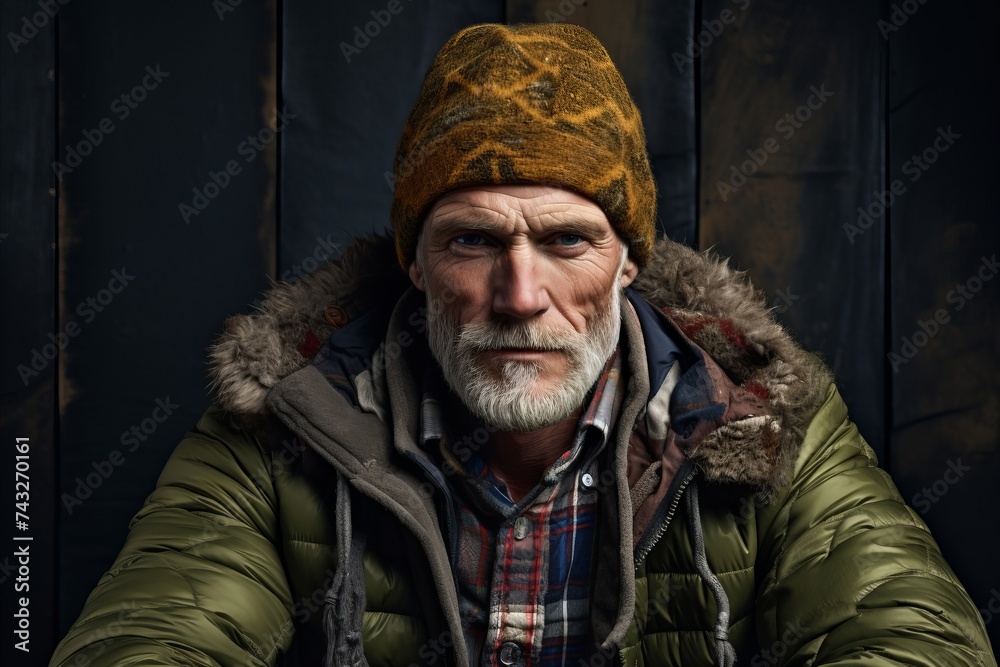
323;472;369;667
686;479;737;667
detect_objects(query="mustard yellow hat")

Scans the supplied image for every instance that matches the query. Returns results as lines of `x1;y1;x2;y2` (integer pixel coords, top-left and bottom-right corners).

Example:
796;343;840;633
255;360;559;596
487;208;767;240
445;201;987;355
390;22;657;268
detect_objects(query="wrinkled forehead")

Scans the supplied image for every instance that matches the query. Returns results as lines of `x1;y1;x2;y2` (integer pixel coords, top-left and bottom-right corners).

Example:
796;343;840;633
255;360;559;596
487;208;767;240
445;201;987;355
420;184;614;236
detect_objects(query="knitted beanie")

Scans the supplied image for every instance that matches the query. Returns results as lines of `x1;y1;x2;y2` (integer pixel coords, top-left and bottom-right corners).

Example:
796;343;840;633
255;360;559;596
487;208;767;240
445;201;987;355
390;22;657;268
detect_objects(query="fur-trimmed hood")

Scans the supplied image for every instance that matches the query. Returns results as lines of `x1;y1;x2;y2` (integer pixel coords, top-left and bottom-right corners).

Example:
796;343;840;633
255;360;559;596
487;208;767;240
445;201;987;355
209;234;832;493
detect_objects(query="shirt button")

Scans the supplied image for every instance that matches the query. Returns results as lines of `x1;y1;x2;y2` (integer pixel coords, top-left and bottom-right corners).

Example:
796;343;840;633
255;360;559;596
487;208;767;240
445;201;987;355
581;472;595;489
513;516;529;540
498;641;522;665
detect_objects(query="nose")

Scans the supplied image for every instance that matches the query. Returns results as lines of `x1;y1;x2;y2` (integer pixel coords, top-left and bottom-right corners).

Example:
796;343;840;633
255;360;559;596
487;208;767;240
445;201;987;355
491;247;550;319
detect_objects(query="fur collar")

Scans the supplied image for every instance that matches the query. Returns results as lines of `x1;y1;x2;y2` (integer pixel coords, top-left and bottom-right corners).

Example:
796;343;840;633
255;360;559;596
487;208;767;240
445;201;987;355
209;235;831;493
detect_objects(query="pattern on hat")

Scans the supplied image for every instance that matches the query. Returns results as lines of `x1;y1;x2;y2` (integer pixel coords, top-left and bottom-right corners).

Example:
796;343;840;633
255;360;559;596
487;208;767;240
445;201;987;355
390;23;657;268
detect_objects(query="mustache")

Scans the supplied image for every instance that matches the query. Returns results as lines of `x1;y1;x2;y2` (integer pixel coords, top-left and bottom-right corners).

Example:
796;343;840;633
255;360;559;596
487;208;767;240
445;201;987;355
454;320;575;353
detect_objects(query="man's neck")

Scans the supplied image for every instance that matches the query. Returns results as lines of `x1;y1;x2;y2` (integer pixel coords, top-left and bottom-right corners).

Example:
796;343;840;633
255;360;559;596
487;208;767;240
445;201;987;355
488;408;582;503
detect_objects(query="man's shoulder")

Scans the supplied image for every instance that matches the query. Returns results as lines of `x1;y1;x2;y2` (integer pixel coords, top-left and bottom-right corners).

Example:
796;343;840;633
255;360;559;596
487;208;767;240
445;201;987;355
207;234;408;422
631;237;836;495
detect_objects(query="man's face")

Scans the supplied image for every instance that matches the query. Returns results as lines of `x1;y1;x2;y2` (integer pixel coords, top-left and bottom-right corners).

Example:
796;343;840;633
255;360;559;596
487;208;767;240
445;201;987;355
409;184;639;432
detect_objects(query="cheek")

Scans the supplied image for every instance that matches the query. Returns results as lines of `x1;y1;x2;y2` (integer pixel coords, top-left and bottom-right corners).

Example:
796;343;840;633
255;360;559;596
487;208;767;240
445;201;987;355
553;264;619;329
427;269;491;325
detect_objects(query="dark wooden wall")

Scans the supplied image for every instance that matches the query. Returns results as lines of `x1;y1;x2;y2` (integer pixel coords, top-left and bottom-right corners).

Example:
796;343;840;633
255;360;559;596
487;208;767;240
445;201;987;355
3;2;279;664
885;0;1000;631
1;0;57;660
1;1;997;663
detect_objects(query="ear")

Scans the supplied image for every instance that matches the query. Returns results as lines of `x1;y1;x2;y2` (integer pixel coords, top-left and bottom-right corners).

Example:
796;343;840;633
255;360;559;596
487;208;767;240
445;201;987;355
408;258;426;291
619;254;639;288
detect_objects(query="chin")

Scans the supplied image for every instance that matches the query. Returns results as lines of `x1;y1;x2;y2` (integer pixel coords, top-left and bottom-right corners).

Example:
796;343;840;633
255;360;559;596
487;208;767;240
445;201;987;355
476;405;574;434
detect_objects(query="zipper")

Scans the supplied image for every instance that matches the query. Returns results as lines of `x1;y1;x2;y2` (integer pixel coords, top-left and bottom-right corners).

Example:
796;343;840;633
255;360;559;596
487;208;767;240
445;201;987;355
619;465;697;666
404;450;459;566
633;465;697;569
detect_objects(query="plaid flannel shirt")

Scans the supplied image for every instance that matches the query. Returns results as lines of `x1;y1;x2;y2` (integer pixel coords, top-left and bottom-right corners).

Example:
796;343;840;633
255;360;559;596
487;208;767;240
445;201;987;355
421;350;624;667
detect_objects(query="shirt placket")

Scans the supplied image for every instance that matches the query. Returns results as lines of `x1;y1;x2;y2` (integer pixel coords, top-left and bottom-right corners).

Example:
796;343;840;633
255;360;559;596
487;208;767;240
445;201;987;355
430;350;623;667
487;483;558;667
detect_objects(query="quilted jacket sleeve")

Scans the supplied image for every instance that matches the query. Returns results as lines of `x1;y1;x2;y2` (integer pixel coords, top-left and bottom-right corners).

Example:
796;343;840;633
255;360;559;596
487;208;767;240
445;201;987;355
754;383;996;666
49;405;296;667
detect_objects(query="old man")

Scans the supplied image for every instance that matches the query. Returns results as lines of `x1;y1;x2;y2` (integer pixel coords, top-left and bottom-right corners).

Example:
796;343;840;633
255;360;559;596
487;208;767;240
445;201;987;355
52;22;994;667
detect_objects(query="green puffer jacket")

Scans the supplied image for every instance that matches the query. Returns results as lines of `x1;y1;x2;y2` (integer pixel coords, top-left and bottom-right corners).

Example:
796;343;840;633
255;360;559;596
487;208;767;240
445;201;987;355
51;237;995;667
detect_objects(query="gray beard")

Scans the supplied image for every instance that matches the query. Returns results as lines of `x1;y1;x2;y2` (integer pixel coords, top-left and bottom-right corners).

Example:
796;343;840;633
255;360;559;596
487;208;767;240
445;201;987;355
425;282;622;433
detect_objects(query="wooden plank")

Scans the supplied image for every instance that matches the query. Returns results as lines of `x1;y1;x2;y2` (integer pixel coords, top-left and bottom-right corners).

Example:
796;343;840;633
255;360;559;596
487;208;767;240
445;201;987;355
505;0;699;245
54;0;277;638
0;0;57;661
885;0;1000;645
280;0;505;272
698;0;886;458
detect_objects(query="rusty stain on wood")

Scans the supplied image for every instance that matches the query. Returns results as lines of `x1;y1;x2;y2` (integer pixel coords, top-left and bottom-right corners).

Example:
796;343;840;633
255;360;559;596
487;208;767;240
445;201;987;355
58;89;80;416
259;0;279;281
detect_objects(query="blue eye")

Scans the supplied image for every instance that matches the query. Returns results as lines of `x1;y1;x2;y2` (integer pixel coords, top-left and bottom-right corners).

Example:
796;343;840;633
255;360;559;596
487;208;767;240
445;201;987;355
454;234;486;246
555;234;583;246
